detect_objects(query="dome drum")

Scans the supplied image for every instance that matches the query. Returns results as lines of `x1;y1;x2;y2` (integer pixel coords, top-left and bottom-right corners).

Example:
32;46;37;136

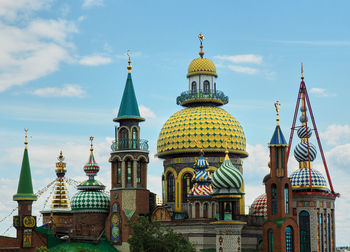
176;90;228;107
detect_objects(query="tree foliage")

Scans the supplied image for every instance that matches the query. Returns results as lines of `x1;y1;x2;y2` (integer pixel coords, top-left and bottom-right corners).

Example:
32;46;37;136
127;216;195;252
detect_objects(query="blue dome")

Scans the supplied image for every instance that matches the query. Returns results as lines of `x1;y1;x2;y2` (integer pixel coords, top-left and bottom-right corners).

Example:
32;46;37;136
294;142;317;162
290;168;328;191
297;126;312;139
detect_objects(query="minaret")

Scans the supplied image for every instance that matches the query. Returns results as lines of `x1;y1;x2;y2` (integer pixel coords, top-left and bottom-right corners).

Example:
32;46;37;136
13;129;38;249
262;101;299;252
41;151;72;236
107;53;151;250
70;137;110;239
288;67;338;252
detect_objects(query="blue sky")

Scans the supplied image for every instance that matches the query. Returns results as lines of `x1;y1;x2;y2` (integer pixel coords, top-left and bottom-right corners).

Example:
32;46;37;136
0;0;350;246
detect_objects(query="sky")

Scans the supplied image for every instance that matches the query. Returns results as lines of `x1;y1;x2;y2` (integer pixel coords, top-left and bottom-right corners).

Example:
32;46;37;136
0;0;349;246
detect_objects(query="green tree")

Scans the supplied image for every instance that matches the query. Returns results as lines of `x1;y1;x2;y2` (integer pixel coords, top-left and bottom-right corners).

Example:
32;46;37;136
128;216;195;252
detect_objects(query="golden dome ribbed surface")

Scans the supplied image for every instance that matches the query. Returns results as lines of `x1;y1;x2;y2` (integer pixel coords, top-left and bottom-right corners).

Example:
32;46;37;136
187;57;218;77
157;106;247;157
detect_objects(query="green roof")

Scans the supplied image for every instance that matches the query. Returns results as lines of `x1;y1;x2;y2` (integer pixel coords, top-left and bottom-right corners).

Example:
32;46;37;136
13;148;37;201
114;73;144;122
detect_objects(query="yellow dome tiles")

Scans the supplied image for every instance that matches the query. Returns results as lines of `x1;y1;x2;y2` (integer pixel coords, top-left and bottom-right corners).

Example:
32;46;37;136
187;57;218;78
157;106;247;158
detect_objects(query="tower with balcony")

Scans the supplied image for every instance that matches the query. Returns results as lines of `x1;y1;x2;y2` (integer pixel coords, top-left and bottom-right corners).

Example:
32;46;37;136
107;55;150;251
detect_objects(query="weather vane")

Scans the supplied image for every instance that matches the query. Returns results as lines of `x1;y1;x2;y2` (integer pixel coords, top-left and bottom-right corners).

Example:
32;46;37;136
198;33;205;58
274;100;281;125
127;50;132;73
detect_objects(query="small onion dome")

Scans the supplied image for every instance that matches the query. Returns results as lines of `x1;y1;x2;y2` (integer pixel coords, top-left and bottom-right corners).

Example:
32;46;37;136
249;193;267;217
212;157;243;189
290;168;329;192
297;126;312;139
263;174;271;184
188;184;213;197
83;151;100;177
77;179;105;190
294;142;317;162
195;155;209;169
187;57;218;78
71;190;110;212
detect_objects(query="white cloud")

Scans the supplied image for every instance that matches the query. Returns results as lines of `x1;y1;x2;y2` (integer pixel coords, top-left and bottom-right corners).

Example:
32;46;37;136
214;54;263;64
0;0;50;21
227;65;259;75
82;0;104;8
31;84;85;98
0;11;78;92
321;124;350;146
309;87;335;97
79;55;112;66
139;105;156;119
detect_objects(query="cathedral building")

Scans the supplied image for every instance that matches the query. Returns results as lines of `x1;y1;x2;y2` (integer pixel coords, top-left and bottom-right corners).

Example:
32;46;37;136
0;34;339;252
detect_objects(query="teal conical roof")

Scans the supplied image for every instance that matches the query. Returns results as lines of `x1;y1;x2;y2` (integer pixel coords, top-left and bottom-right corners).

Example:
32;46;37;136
13;145;37;201
114;73;144;122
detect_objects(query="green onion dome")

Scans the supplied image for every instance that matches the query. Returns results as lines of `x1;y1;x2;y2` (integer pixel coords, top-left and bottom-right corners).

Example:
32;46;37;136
71;191;109;212
212;153;243;189
71;137;110;212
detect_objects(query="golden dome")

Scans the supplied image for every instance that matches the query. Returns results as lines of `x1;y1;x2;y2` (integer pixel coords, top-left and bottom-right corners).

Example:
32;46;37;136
187;57;218;78
157;106;247;158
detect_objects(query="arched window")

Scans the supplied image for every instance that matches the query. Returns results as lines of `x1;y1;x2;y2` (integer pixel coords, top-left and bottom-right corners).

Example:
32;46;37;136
119;128;128;149
203;80;210;94
327;213;331;252
182;173;193;202
137;161;142;185
271;184;277;215
117;161;121;184
285;226;293;252
284;184;289;214
132;128;137;149
299;211;310;252
268;229;274;252
320;213;324;251
167;173;175;202
203;203;208;218
191;81;197;93
126;159;133;187
195;202;200;218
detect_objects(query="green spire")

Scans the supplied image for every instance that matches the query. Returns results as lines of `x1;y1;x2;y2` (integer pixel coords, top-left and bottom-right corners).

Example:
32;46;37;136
113;56;144;122
13;130;37;201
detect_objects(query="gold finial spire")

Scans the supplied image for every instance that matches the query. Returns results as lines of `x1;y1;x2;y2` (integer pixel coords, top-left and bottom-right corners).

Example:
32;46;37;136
57;150;64;162
224;136;230;160
127;50;132;73
301;62;304;79
89;136;94;152
24;128;28;149
274;100;281;126
198;33;204;58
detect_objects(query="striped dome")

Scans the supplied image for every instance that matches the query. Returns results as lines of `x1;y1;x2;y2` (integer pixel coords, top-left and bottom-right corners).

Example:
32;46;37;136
249;193;267;217
297;126;312;139
189;184;213;197
71;190;110;212
290;168;328;191
212;158;243;189
294;142;317;162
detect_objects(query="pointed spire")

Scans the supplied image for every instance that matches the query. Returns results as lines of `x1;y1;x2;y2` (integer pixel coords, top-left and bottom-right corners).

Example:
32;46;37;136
198;33;205;58
13;129;37;201
51;151;70;209
113;53;145;122
224;136;230;161
301;62;304;80
269;101;287;147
